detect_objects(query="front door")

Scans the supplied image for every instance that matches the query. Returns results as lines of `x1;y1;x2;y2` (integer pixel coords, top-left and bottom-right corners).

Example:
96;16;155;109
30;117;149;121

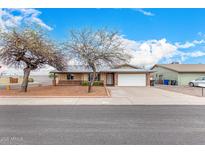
106;73;114;86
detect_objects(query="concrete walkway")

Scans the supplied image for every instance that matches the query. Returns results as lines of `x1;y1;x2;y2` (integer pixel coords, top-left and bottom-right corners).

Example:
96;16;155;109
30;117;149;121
0;87;205;105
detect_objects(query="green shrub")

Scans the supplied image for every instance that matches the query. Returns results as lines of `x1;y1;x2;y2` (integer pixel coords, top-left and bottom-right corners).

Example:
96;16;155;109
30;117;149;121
49;73;58;78
93;81;103;86
81;81;103;86
93;81;99;86
81;81;89;86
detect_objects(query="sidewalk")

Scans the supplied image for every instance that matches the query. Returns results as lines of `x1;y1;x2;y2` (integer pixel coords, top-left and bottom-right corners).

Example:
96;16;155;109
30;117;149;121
1;96;205;105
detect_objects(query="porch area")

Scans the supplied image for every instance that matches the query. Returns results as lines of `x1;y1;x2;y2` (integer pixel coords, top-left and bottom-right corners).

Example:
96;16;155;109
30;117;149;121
52;72;116;86
57;80;82;86
55;80;105;86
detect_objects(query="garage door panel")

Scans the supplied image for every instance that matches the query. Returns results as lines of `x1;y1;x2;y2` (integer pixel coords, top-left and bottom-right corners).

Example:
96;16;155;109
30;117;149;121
118;74;146;86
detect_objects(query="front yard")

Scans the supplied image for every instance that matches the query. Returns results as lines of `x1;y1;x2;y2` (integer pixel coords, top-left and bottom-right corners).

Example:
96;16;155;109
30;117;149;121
155;85;205;97
0;85;108;97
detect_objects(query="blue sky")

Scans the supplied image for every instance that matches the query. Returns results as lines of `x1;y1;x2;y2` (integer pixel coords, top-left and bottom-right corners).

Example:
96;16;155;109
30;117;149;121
36;8;205;42
39;8;205;65
1;8;205;74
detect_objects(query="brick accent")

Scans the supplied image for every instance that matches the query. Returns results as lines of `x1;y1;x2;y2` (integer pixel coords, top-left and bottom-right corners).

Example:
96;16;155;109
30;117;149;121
146;73;150;86
114;73;118;86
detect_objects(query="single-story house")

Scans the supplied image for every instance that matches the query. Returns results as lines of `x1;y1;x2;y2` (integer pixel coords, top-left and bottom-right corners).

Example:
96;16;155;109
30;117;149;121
50;64;154;87
151;64;205;86
0;66;22;84
0;76;23;84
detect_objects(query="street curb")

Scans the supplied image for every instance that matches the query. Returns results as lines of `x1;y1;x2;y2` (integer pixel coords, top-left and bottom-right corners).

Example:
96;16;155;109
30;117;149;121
0;96;111;98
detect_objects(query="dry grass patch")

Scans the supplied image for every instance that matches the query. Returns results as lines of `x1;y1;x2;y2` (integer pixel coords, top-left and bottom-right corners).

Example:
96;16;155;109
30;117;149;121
0;86;108;97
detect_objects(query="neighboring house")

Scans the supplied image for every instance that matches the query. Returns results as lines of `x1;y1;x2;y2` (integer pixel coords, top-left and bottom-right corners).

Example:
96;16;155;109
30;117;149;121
50;64;154;87
0;76;23;84
151;64;205;86
0;66;23;84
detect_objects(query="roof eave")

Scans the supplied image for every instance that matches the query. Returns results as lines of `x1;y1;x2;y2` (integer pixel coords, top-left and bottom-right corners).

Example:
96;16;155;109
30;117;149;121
178;71;205;73
50;70;155;73
152;64;179;72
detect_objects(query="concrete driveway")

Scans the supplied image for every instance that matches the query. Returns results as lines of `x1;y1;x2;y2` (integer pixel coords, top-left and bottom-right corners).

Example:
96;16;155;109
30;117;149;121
155;85;204;97
108;86;205;105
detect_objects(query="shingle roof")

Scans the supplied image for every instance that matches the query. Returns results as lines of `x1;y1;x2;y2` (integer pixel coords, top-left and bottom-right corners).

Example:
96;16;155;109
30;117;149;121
50;64;154;73
152;64;205;73
100;68;154;73
50;65;93;73
114;63;141;69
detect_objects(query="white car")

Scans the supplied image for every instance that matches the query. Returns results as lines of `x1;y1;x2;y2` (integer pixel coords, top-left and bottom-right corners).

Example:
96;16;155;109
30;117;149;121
189;76;205;87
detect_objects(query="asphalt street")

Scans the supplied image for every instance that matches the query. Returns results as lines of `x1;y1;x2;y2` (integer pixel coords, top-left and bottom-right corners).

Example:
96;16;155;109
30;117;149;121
0;105;205;144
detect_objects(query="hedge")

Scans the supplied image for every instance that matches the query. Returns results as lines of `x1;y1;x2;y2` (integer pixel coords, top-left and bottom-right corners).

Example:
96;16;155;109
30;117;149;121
81;81;104;86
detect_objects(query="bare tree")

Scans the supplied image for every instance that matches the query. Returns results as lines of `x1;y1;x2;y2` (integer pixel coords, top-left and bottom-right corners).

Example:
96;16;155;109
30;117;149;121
0;28;67;92
64;28;131;92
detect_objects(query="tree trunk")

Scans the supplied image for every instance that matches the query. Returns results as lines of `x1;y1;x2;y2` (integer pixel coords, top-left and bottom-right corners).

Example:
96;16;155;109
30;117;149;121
21;67;31;92
88;70;96;93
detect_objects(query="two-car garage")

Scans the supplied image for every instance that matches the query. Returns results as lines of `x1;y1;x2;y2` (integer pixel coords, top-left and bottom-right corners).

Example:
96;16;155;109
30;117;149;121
117;74;146;86
102;64;152;87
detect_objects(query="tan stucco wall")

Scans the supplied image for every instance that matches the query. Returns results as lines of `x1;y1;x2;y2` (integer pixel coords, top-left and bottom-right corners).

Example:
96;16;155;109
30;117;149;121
152;66;205;86
178;73;205;86
57;73;85;80
57;74;67;80
100;73;106;84
152;66;178;81
81;74;88;80
56;72;107;85
114;73;118;86
0;76;23;84
0;77;10;84
146;73;150;86
73;74;83;80
55;72;150;86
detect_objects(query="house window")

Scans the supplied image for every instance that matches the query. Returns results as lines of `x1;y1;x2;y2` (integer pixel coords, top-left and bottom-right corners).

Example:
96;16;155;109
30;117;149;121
88;73;100;81
67;73;74;80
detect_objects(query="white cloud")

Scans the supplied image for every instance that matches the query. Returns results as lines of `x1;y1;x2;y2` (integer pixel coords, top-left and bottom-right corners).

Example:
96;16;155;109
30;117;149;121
0;8;53;75
121;38;177;66
175;42;195;49
198;32;205;37
175;40;205;49
2;36;205;75
190;51;205;57
0;8;52;31
18;8;53;31
120;37;205;67
134;9;155;16
31;17;52;31
173;50;205;62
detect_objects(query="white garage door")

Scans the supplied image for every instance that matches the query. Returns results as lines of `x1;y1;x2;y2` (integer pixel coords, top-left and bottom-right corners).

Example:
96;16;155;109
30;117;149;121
118;74;146;86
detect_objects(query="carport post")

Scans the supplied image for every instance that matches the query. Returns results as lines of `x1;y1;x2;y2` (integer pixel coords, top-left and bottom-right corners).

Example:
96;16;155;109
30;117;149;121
202;88;204;97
